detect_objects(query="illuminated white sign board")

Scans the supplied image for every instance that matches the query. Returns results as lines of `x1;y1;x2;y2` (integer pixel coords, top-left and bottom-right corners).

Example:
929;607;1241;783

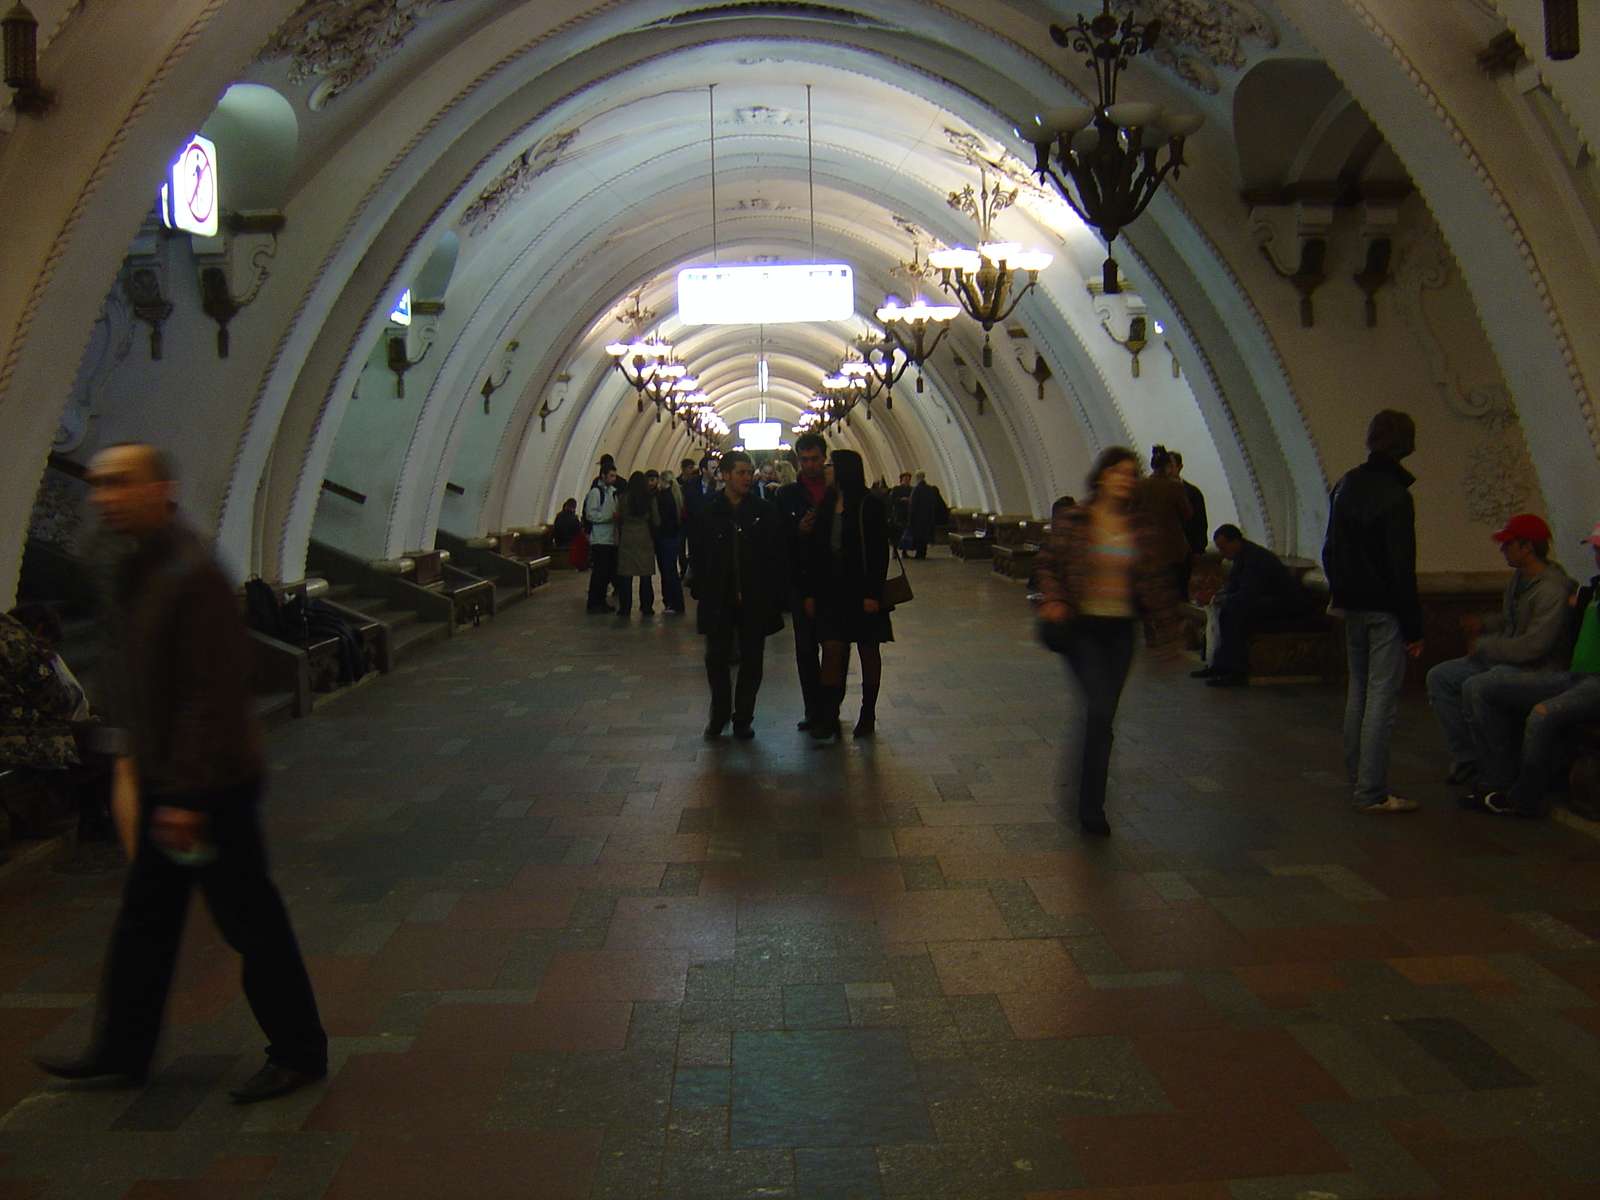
678;264;854;325
159;134;220;237
390;290;413;327
738;421;785;451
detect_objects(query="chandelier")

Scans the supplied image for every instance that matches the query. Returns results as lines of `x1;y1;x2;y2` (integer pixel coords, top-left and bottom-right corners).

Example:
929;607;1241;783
1020;0;1203;295
605;338;700;420
856;297;958;408
931;164;1052;367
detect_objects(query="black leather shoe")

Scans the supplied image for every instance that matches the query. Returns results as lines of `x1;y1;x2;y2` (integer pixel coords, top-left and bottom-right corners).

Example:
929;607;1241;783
732;722;755;739
703;719;728;739
796;717;817;731
229;1061;326;1104
1079;815;1111;836
34;1053;146;1084
1190;666;1221;679
1206;671;1248;688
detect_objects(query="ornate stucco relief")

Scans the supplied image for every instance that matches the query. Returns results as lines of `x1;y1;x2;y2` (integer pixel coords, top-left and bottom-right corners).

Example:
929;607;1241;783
1131;0;1279;93
1392;223;1542;526
460;130;579;235
261;0;458;111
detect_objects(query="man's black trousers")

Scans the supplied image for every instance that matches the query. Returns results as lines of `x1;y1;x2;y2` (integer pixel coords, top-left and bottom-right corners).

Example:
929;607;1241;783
788;591;822;721
94;777;326;1074
586;543;618;610
705;626;767;725
1213;594;1300;676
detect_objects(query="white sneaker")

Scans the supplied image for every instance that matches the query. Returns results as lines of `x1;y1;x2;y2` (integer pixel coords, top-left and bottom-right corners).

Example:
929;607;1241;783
1358;795;1419;813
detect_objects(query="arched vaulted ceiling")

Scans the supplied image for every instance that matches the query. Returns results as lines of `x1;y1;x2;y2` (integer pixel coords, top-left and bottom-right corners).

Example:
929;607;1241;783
2;0;1599;600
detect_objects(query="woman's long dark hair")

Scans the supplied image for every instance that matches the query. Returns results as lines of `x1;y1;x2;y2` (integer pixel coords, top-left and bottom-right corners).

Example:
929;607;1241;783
1086;445;1141;497
624;471;652;517
830;449;867;506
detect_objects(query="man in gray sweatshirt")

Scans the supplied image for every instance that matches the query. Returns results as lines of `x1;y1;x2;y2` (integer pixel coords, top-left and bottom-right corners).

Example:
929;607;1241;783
1427;513;1576;786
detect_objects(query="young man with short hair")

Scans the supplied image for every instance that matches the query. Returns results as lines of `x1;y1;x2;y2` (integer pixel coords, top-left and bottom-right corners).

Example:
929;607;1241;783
688;451;785;738
1426;513;1575;787
1323;410;1424;813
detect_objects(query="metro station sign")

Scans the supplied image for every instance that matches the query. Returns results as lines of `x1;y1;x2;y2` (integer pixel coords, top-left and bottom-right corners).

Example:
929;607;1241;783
678;263;854;325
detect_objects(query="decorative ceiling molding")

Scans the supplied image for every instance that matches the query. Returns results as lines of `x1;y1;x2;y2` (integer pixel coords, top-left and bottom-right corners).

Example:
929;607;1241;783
460;130;580;235
1133;0;1280;93
260;0;459;111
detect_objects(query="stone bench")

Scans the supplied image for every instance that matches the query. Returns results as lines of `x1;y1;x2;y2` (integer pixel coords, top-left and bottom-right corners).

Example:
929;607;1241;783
991;543;1038;581
949;531;993;561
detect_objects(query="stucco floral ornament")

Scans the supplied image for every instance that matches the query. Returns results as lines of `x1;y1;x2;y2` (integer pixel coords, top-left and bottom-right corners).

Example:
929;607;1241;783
261;0;459;110
1462;391;1542;528
460;130;579;235
1133;0;1279;93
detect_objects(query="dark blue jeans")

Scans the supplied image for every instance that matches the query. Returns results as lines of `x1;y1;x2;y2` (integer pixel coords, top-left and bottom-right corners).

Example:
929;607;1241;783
655;536;685;611
1057;616;1138;822
1469;670;1600;811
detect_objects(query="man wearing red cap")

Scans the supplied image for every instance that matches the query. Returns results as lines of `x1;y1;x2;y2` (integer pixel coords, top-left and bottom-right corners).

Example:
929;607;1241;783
1463;525;1600;816
1426;512;1576;788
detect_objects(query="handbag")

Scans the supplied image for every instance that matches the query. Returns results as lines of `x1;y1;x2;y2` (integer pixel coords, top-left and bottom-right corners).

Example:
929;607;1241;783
863;505;914;607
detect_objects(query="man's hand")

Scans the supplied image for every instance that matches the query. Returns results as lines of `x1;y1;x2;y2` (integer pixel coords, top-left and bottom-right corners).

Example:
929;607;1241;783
1403;638;1425;660
863;598;880;614
1038;599;1074;626
798;510;816;534
152;806;209;854
804;598;816;618
111;756;140;859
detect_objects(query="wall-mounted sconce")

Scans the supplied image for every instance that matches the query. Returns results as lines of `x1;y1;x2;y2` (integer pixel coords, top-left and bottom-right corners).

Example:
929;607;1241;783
479;340;519;413
3;3;51;115
1545;0;1580;60
387;335;428;397
1102;314;1149;376
539;372;570;432
1026;353;1052;400
1352;238;1393;329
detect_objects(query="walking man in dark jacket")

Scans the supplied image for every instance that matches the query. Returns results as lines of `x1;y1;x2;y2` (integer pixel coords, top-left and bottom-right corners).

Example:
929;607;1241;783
689;451;785;738
773;433;830;729
1193;524;1304;687
37;444;326;1102
1322;410;1425;813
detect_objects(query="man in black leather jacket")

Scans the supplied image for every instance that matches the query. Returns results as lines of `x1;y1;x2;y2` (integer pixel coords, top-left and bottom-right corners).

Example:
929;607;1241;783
1323;410;1425;814
772;434;830;729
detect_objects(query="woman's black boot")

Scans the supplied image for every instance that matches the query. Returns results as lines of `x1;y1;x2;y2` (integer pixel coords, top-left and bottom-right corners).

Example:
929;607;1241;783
810;685;844;745
853;684;880;737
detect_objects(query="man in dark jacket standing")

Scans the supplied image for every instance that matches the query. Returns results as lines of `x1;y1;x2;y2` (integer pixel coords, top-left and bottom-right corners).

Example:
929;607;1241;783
773;433;830;729
689;451;785;738
1323;410;1425;814
1193;524;1304;687
36;444;326;1102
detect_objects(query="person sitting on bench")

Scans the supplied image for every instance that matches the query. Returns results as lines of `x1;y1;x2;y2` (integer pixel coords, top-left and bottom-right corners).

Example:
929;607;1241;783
1461;523;1600;817
1193;524;1304;688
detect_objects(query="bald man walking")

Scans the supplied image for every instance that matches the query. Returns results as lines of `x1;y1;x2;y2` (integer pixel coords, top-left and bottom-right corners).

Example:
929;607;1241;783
35;444;326;1103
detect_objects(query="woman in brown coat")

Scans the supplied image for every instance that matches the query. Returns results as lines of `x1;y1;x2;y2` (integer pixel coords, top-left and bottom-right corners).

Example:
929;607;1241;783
1133;444;1194;601
1033;447;1183;835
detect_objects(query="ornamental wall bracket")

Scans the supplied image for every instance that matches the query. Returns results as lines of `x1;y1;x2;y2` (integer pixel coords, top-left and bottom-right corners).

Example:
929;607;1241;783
193;213;282;357
1101;315;1150;377
121;220;173;360
1250;190;1337;327
1351;196;1401;328
480;340;519;414
260;0;460;110
460;129;579;235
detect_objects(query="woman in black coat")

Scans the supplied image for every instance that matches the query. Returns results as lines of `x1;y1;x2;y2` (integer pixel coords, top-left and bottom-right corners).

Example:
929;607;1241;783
801;449;894;742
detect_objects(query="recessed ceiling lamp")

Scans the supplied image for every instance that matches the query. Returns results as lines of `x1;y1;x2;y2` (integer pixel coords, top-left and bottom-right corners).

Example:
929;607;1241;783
1017;0;1204;294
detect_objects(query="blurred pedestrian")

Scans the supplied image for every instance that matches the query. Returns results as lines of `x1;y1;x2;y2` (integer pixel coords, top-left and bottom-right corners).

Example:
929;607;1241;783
1033;447;1183;836
1134;445;1194;601
36;444;326;1102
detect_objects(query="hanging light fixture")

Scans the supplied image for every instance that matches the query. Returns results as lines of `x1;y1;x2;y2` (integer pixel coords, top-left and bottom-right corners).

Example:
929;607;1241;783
3;1;49;114
931;165;1053;367
1019;0;1203;295
859;297;958;407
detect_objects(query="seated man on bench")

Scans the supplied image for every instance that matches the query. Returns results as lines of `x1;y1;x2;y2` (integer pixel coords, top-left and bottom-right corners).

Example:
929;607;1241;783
1193;524;1304;688
1462;523;1600;817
